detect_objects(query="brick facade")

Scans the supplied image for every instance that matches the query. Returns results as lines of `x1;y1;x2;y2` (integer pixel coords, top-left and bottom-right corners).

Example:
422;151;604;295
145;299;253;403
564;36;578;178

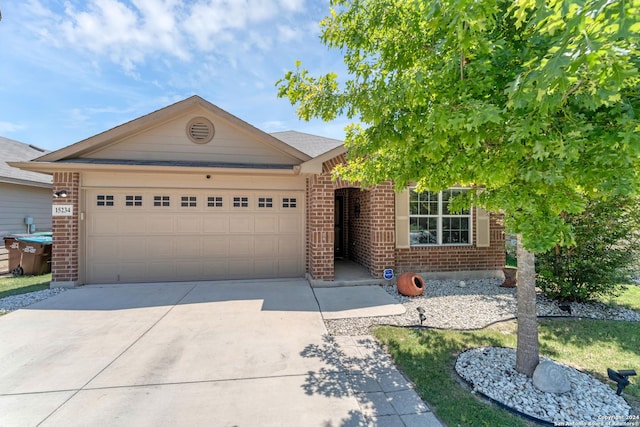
50;156;504;285
394;211;505;274
306;154;505;281
51;172;80;285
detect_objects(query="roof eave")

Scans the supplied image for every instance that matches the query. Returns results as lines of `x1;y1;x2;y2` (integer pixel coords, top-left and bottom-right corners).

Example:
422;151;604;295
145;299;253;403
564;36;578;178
8;161;300;176
0;176;52;188
299;145;347;175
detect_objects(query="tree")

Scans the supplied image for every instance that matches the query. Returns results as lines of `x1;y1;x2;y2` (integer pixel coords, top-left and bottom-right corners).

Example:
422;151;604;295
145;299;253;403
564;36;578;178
278;0;640;376
537;195;640;303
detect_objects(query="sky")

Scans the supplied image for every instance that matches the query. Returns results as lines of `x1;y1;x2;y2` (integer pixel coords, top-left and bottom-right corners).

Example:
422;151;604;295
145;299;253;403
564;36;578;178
0;0;350;152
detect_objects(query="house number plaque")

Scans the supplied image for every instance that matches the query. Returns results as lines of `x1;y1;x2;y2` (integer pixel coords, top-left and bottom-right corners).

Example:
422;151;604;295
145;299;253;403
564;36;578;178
52;205;73;216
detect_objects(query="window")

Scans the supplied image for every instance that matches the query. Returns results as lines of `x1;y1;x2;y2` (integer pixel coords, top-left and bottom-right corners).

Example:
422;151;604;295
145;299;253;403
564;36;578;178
97;195;114;207
181;196;197;207
233;196;248;208
282;197;297;208
409;188;470;245
258;197;273;208
125;195;142;207
154;196;170;207
207;196;223;207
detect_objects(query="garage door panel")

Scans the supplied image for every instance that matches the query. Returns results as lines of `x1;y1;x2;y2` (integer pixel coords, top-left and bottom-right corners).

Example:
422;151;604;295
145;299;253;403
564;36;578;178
118;238;147;259
119;263;151;282
177;216;202;233
174;236;202;258
254;237;278;256
147;237;173;258
86;189;304;284
277;237;301;257
147;216;176;234
176;261;203;280
279;216;301;233
228;237;252;257
148;261;176;279
203;237;228;256
119;215;147;234
90;238;119;258
255;216;278;233
227;259;253;278
202;261;229;278
229;216;254;233
91;215;119;235
254;260;277;277
203;217;228;233
90;263;119;282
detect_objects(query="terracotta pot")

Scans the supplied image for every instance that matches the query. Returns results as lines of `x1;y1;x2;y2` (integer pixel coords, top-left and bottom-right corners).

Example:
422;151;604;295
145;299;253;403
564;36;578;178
501;267;517;288
397;272;425;297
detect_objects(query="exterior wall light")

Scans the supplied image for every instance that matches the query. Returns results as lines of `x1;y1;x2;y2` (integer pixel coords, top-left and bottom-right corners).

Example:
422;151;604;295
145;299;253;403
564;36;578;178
53;189;69;198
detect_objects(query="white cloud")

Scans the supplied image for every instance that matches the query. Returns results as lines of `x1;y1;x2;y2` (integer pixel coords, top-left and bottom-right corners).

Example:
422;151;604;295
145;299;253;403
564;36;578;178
50;0;311;70
277;24;300;42
0;122;27;134
59;0;189;71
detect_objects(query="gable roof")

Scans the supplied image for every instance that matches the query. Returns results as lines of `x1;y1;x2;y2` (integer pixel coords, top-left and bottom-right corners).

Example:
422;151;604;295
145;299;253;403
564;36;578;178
0;137;52;187
270;131;344;158
35;96;313;164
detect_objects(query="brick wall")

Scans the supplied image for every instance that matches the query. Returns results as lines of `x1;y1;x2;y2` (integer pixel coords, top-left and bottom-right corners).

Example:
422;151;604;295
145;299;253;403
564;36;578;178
368;182;396;277
394;211;505;273
307;153;505;280
306;173;335;280
348;188;371;270
51;172;80;285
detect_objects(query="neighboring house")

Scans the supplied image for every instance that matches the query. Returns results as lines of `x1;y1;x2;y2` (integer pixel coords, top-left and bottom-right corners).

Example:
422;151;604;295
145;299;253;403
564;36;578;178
0;137;52;273
12;96;504;287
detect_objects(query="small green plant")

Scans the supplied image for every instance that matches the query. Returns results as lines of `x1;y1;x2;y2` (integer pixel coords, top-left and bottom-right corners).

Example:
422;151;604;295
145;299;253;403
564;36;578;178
536;196;640;303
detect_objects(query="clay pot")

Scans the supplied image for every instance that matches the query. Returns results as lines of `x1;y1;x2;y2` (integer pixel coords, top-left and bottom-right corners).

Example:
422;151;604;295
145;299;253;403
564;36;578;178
501;267;517;288
397;272;425;297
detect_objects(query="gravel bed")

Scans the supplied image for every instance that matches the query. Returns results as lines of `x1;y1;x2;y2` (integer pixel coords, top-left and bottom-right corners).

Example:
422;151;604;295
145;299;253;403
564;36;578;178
324;278;640;336
456;347;630;424
0;288;65;314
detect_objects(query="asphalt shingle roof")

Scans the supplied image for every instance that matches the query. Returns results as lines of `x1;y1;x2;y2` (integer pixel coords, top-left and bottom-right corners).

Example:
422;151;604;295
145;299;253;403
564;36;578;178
0;137;52;186
270;131;344;158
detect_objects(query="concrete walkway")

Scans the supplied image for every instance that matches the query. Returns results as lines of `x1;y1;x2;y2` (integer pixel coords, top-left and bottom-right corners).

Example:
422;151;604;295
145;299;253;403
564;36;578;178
0;280;443;426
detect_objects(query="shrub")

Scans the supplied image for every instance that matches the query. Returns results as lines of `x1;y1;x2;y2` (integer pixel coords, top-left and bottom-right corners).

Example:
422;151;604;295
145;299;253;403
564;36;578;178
536;196;640;303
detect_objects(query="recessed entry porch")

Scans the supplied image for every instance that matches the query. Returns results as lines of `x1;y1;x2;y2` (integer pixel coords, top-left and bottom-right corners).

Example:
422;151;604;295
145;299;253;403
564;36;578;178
308;186;393;287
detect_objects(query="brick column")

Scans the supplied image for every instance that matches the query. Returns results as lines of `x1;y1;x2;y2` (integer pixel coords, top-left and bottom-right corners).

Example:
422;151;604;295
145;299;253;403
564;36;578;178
51;172;80;287
306;174;334;280
369;182;396;277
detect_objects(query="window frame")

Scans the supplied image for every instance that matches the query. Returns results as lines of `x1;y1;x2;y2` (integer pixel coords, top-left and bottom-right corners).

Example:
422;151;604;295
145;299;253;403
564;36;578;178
409;187;473;246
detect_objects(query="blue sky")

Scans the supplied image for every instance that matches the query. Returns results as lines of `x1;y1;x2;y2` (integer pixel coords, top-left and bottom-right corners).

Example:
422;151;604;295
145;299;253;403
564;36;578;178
0;0;350;152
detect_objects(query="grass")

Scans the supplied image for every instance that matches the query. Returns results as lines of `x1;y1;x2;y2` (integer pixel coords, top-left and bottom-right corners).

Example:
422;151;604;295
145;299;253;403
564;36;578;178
374;313;640;426
0;273;51;300
607;284;640;311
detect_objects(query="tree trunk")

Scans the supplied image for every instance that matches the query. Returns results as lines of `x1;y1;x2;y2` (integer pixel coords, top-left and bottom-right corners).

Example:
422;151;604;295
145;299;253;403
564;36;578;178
515;234;540;377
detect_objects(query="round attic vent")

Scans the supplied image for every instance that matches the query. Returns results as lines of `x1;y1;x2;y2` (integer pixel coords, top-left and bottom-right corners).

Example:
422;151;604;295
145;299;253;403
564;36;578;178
186;117;215;144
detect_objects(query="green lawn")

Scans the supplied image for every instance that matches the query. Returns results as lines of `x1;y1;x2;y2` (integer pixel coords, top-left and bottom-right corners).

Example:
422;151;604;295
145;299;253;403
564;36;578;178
608;284;640;311
0;273;51;300
374;314;640;426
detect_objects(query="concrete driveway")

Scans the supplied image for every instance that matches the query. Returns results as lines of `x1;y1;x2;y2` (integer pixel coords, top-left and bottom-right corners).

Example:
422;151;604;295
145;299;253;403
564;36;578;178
0;280;364;426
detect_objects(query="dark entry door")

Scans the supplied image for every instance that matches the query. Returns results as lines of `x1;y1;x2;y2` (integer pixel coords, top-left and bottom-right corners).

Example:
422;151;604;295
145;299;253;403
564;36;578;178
334;196;345;258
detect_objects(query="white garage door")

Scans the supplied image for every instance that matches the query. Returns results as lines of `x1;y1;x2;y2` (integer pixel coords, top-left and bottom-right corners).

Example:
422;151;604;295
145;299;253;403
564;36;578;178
85;189;304;284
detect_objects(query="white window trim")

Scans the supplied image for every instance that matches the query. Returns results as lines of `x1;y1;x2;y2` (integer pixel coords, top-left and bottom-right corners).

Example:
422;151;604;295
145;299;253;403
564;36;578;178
409;187;474;246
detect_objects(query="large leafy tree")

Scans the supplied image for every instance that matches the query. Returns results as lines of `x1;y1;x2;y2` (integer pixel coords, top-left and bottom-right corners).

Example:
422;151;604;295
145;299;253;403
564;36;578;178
278;0;640;376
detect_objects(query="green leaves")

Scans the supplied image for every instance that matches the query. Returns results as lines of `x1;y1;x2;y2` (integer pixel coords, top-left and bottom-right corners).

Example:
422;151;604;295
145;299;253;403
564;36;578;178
277;0;640;253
